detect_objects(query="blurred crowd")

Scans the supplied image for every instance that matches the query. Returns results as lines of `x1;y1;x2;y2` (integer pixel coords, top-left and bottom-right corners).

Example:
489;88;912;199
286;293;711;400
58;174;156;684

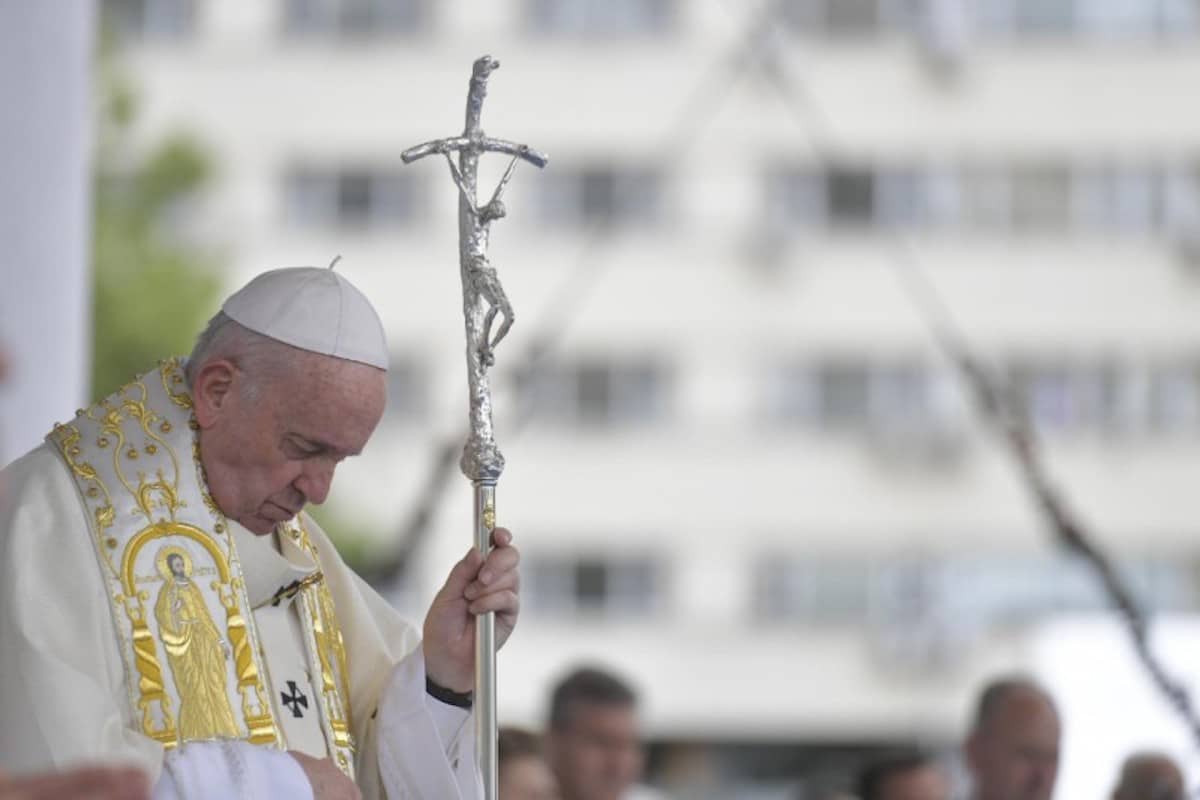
497;668;1186;800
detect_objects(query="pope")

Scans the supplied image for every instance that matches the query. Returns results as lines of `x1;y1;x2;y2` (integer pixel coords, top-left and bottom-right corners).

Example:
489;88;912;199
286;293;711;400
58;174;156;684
0;266;521;799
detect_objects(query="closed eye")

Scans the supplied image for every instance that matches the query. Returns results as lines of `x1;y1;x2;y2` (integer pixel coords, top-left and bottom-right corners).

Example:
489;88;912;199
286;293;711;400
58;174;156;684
284;437;323;459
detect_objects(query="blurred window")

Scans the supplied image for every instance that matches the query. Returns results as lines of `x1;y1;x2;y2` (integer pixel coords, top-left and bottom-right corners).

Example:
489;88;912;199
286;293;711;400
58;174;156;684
517;359;670;427
781;0;917;36
765;166;824;229
1006;359;1130;435
1074;166;1161;233
537;166;663;229
1164;163;1200;233
1147;361;1200;433
1159;0;1200;36
827;168;877;227
976;0;1199;38
962;164;1012;230
385;355;427;423
526;0;674;36
876;168;933;227
284;166;421;230
1010;164;1072;231
283;0;426;37
768;359;941;433
816;362;872;428
102;0;195;40
755;557;872;623
1012;0;1074;35
526;554;662;616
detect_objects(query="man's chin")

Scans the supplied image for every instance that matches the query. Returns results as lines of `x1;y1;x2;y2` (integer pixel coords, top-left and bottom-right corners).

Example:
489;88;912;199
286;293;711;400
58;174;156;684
240;514;281;536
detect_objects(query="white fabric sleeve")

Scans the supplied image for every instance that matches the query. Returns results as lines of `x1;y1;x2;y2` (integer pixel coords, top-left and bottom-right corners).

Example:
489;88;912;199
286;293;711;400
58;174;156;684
152;741;313;800
376;643;481;799
426;689;472;749
0;445;163;778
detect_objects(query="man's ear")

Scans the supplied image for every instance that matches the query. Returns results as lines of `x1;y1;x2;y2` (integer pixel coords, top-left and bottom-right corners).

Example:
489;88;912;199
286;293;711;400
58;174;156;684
192;359;237;429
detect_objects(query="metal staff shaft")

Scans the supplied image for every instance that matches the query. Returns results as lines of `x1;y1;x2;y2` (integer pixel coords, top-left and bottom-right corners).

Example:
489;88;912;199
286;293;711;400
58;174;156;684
473;481;497;793
402;55;547;800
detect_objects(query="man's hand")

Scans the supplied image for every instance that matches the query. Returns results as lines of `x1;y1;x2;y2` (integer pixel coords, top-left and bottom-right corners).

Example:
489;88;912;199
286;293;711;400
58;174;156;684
0;765;149;800
290;752;361;800
423;527;521;693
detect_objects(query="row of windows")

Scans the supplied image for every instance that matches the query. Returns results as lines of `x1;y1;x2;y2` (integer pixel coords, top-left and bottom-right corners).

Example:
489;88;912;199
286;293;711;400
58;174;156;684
281;166;662;231
522;551;1199;622
754;554;1197;624
771;163;1200;234
102;0;673;40
104;0;1200;41
387;355;1200;437
770;358;1200;436
280;162;1200;236
786;0;1200;40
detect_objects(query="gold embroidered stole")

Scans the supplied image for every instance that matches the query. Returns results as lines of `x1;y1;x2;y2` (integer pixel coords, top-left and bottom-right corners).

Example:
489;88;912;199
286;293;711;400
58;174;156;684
281;520;357;775
46;359;356;775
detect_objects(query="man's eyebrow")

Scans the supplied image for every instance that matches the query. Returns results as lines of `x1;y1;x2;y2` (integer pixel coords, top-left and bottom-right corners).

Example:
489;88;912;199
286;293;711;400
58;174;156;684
287;433;360;458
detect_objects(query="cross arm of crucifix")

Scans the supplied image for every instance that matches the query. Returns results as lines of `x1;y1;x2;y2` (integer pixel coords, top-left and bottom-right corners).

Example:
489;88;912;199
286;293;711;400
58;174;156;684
401;137;549;169
402;138;548;220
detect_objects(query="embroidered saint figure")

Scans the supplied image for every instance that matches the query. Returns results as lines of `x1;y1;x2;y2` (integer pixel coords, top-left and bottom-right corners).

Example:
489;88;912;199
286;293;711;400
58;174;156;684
153;546;240;741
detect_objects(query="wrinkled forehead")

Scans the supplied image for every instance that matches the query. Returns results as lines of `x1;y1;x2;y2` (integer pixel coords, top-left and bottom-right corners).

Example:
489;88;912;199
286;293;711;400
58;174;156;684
268;356;387;448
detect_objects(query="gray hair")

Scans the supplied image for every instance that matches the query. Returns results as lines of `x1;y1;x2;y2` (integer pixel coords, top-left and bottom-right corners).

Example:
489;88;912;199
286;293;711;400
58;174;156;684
184;311;306;399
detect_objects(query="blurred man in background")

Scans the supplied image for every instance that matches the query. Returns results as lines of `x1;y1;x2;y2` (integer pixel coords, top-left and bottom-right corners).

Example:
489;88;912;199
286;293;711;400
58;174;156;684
964;676;1060;800
544;666;662;800
499;727;560;800
1110;752;1185;800
856;752;951;800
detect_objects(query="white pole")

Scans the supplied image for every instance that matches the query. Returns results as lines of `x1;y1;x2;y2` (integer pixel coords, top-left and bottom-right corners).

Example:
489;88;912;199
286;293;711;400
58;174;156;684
0;1;95;464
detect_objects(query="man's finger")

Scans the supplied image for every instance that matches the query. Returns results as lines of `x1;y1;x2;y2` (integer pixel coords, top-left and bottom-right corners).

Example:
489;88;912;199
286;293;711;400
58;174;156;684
489;526;513;548
464;566;519;601
474;542;520;587
468;589;519;617
436;547;483;599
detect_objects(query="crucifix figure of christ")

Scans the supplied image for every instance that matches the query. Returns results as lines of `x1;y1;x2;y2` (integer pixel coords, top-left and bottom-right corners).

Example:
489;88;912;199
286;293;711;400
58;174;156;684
401;54;547;800
402;55;548;481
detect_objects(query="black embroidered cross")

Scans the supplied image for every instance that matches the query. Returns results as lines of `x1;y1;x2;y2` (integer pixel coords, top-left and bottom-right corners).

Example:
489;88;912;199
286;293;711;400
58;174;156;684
282;681;308;718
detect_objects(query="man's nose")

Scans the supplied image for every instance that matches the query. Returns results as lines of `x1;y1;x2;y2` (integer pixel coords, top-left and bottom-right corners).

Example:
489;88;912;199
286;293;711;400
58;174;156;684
294;459;335;505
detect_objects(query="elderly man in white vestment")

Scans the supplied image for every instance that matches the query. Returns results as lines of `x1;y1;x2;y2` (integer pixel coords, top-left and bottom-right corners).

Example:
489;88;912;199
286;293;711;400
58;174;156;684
0;267;522;799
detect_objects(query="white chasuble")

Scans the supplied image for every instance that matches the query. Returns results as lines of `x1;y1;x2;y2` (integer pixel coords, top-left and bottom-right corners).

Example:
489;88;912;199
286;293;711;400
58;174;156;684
39;359;354;773
0;358;479;798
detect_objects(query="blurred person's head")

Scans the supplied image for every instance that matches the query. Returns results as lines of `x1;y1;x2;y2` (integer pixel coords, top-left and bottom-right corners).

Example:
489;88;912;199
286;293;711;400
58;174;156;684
857;752;951;800
964;675;1060;800
545;666;644;800
1111;752;1184;800
500;727;560;800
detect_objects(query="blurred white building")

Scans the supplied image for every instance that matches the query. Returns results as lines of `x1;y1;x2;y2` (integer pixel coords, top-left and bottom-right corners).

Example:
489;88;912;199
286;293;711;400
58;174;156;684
105;0;1200;794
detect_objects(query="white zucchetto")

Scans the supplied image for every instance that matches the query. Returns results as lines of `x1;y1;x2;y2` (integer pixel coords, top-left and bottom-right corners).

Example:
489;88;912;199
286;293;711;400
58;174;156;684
221;266;389;370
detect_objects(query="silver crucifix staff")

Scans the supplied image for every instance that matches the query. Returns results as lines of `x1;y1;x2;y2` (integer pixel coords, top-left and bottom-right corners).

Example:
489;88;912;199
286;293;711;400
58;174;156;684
401;55;547;799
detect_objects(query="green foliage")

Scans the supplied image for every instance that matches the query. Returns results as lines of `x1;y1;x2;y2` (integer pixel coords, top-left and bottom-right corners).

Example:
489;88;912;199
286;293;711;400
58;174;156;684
90;60;221;398
306;502;388;577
